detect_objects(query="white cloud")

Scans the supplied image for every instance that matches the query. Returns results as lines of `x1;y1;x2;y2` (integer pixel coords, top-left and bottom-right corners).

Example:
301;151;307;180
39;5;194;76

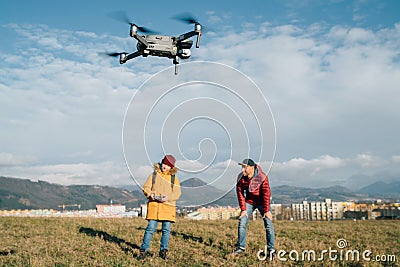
1;161;130;186
392;156;400;163
129;165;153;182
206;11;223;25
271;155;345;178
299;155;342;169
176;160;207;171
268;153;400;189
0;153;38;167
346;27;375;43
353;153;386;168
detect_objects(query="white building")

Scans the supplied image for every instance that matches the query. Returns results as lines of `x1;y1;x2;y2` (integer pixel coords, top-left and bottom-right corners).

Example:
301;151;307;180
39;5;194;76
291;199;344;220
271;204;283;220
186;211;203;220
140;204;147;218
292;201;310;220
96;204;126;213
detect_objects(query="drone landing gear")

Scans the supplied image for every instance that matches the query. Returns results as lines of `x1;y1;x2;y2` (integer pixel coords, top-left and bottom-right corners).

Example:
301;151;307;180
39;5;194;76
173;56;179;75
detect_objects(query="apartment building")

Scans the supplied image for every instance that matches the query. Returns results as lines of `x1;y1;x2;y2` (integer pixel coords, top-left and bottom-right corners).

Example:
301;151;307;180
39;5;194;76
291;199;344;220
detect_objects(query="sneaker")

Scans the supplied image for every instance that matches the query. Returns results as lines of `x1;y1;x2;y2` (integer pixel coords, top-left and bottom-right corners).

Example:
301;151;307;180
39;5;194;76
137;249;147;260
233;247;245;255
159;249;168;260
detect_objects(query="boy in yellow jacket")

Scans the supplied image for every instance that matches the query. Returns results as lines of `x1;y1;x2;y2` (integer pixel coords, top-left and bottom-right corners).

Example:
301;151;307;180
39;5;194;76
138;155;181;260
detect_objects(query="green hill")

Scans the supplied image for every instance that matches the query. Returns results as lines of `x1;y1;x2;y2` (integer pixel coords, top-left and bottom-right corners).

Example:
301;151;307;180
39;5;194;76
0;176;146;210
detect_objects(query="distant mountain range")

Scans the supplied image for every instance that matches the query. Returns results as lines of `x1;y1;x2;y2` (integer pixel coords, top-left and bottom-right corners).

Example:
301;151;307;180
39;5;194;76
178;178;237;207
271;185;367;204
0;176;399;210
358;181;400;196
179;178;400;206
0;176;146;210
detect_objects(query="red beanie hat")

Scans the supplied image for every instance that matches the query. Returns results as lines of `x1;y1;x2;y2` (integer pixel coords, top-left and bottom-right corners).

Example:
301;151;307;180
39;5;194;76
162;155;176;168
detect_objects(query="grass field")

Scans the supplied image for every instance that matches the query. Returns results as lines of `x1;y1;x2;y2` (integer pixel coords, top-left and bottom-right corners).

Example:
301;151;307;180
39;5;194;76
0;217;399;266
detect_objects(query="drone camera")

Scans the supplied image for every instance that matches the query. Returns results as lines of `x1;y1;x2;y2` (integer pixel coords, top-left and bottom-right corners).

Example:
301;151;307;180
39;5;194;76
178;49;191;59
179;40;193;49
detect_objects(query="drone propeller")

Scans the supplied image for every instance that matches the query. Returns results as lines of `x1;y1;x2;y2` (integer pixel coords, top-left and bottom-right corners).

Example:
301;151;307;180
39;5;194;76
135;26;157;34
172;12;218;34
172;12;200;25
103;52;127;57
108;11;158;34
108;11;131;25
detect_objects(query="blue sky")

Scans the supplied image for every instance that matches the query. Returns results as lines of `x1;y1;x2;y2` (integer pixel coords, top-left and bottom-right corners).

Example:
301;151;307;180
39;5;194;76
2;0;399;37
1;0;400;194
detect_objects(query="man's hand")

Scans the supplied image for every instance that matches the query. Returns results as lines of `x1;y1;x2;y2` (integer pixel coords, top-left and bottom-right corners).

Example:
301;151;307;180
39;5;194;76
149;193;155;200
239;210;248;219
263;211;273;220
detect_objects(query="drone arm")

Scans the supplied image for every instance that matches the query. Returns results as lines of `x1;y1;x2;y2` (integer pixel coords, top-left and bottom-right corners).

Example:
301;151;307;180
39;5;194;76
177;30;201;48
132;33;149;47
120;51;141;64
126;51;142;60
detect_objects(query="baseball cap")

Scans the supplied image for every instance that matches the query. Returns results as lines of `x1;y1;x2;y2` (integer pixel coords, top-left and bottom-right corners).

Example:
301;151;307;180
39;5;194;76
238;158;255;167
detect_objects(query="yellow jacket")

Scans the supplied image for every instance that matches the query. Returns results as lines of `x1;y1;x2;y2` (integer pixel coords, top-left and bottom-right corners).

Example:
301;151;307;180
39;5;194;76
142;163;181;222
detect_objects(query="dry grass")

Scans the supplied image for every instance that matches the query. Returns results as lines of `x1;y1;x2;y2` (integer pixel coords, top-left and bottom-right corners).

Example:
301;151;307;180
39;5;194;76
0;217;399;266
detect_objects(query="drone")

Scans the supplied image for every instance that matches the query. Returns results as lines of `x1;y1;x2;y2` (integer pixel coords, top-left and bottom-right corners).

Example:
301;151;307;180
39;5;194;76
107;13;202;75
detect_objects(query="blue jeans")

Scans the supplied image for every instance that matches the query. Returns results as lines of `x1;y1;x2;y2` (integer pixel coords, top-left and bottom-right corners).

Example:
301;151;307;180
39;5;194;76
140;220;171;252
237;202;275;251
